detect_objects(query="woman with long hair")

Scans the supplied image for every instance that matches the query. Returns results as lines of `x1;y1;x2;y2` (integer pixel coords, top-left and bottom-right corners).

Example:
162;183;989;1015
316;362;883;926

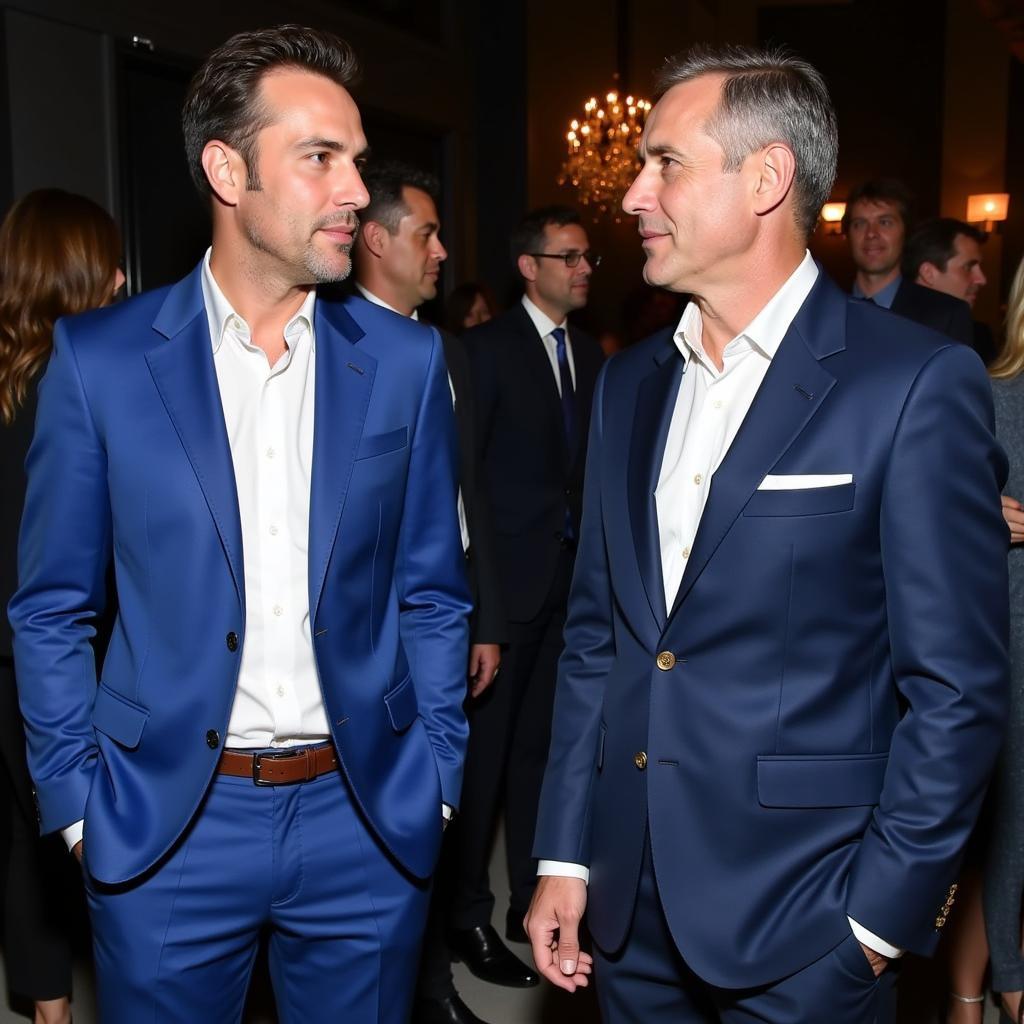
985;254;1024;1024
0;188;122;1024
444;281;496;335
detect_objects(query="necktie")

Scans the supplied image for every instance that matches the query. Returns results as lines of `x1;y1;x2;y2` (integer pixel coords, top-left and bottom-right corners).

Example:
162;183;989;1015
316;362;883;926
551;327;576;449
552;327;577;543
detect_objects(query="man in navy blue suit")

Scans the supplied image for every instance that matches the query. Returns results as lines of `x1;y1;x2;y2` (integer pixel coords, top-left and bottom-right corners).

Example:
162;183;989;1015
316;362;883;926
9;25;470;1023
526;44;1009;1023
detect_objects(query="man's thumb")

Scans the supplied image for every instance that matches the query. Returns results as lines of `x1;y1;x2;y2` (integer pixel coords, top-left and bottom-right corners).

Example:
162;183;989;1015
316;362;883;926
558;928;580;975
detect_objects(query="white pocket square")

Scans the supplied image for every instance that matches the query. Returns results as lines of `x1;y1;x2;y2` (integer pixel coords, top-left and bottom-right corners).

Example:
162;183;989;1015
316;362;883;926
758;473;853;490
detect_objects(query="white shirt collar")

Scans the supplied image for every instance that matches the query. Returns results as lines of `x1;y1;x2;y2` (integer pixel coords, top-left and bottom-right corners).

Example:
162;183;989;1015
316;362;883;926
673;250;819;371
356;282;420;321
521;294;567;340
200;247;318;353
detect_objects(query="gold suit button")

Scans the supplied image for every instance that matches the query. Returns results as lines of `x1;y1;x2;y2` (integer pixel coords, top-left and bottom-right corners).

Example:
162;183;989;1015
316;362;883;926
656;651;676;671
634;751;648;771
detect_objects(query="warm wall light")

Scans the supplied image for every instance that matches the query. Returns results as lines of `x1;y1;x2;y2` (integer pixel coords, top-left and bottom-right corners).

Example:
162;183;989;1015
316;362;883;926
820;201;846;236
966;193;1010;232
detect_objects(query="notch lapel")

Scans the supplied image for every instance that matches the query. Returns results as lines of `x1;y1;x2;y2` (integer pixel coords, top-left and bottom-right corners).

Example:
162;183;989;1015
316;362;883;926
667;274;845;620
146;265;244;610
628;336;683;631
308;299;375;619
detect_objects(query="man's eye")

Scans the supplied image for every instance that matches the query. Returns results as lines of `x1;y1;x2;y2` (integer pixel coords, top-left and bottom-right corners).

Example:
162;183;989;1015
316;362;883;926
310;152;329;165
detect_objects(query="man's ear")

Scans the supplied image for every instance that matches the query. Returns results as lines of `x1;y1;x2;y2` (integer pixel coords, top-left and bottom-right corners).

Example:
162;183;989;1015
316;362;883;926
517;253;537;283
360;221;390;259
751;142;797;218
201;141;246;206
917;261;940;287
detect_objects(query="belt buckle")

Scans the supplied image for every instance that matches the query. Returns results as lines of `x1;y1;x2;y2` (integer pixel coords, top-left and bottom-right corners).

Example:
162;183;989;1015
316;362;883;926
252;749;295;787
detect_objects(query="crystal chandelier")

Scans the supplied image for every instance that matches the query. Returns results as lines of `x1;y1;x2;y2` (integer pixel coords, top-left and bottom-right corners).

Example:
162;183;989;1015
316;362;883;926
560;90;651;221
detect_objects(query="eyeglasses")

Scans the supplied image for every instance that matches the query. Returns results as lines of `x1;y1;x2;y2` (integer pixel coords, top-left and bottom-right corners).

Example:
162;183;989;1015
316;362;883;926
527;250;602;269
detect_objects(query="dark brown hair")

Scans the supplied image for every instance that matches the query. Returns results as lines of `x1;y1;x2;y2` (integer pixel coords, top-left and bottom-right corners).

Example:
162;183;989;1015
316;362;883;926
182;24;360;195
0;189;121;424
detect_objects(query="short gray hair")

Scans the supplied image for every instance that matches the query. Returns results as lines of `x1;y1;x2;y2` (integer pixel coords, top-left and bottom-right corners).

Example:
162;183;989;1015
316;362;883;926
655;44;838;237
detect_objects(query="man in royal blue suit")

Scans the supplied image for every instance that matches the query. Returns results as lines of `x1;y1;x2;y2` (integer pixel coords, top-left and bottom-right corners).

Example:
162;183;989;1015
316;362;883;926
9;25;470;1023
526;45;1009;1023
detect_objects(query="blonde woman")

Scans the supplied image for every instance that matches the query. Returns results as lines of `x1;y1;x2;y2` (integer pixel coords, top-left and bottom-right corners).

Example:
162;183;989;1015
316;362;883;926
0;189;122;1024
984;254;1024;1024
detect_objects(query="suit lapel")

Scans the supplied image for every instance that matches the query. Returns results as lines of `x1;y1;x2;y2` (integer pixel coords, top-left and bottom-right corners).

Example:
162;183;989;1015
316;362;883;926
667;273;845;620
628;334;682;631
308;299;375;619
146;264;245;609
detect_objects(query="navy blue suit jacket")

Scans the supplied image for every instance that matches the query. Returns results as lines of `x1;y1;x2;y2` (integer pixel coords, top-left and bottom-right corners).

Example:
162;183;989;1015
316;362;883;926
9;270;471;885
533;271;1009;988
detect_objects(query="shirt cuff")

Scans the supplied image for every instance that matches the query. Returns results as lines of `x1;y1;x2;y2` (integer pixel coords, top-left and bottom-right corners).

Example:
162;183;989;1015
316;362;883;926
442;803;453;821
537;860;590;883
62;820;84;851
848;916;903;959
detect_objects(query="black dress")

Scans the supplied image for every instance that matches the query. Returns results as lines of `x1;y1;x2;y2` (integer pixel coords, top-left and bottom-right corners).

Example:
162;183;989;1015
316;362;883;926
0;376;82;1002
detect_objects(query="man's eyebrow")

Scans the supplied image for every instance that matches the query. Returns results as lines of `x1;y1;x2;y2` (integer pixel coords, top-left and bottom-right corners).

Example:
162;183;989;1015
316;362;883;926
641;142;685;162
295;137;369;158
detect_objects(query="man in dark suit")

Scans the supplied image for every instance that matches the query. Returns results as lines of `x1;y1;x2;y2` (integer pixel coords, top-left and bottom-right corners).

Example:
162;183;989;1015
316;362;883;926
904;217;997;364
350;158;506;1024
526;45;1008;1024
845;178;974;345
447;206;604;987
10;27;471;1023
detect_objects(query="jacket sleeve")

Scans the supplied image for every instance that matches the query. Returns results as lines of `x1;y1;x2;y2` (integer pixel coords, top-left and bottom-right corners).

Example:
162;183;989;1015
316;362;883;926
532;360;615;865
8;321;111;834
845;342;1009;954
396;327;473;808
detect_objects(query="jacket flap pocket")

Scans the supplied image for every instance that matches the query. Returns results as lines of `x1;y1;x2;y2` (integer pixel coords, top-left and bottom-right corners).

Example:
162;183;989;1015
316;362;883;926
384;673;418;732
357;426;408;460
743;482;855;518
91;684;149;750
757;752;888;808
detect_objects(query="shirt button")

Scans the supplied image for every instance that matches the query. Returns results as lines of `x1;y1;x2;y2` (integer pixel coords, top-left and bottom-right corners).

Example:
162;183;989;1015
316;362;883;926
714;400;723;410
273;605;283;617
693;473;703;486
269;524;279;536
277;685;285;698
682;546;690;559
266;447;276;460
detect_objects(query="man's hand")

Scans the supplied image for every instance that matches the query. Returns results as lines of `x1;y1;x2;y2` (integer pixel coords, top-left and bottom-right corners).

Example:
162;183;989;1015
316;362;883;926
859;942;889;978
72;840;83;863
468;643;500;698
1003;495;1024;544
525;875;593;992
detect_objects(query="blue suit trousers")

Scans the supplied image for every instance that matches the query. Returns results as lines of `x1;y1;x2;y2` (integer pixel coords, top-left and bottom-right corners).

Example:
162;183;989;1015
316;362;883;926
85;765;430;1022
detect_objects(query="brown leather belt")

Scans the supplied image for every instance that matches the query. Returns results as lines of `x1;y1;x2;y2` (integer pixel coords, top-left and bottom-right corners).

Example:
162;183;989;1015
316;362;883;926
217;744;339;786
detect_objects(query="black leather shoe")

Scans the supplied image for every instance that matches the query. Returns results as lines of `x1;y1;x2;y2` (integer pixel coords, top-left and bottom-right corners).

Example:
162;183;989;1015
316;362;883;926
412;991;490;1024
447;924;540;987
504;906;529;944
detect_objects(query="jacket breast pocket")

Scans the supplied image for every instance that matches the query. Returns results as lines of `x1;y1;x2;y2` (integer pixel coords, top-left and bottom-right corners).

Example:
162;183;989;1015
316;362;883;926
356;426;408;461
756;752;888;808
743;482;855;518
91;683;149;750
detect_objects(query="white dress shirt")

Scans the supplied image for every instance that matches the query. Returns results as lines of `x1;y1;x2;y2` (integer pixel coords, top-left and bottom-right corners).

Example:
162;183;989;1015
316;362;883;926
355;283;469;554
521;295;576;393
538;252;902;959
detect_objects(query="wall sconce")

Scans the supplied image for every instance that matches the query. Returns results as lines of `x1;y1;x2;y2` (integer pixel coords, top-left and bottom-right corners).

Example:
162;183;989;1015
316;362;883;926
966;193;1010;232
820;202;846;236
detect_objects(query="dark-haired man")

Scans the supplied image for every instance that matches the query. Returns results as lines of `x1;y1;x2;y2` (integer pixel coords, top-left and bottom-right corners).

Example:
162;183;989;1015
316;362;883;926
10;26;470;1023
445;207;603;988
527;45;1007;1024
846;178;974;344
905;217;995;363
350;158;506;1024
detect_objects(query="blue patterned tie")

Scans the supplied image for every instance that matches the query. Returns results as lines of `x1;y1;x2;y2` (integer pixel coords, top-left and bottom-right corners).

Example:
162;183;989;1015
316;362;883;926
552;327;576;543
551;327;576;449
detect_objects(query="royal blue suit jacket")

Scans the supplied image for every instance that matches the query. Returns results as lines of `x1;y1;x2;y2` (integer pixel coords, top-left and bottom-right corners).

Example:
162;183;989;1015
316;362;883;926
9;270;471;885
533;271;1009;988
